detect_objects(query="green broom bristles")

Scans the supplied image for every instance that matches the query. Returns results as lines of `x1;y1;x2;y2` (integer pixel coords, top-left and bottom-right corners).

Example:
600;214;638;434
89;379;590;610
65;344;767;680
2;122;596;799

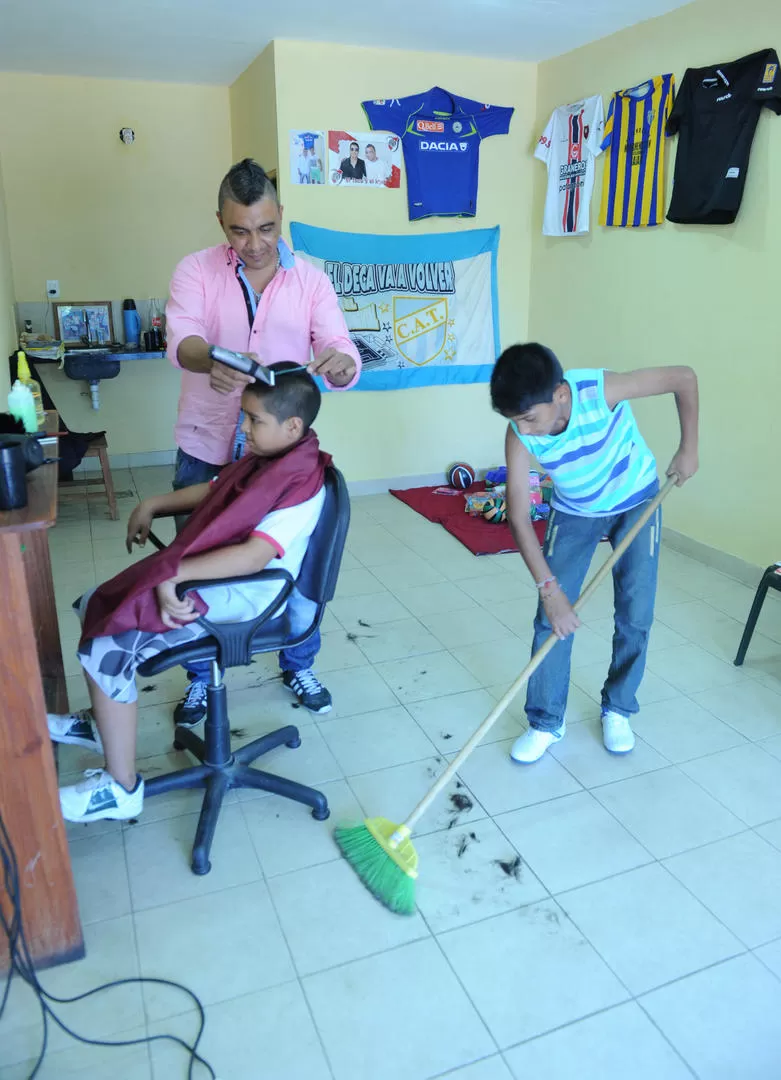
335;821;417;916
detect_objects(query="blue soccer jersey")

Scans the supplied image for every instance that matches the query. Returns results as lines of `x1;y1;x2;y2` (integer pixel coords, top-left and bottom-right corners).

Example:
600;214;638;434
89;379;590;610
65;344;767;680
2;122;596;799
298;131;320;150
362;86;513;220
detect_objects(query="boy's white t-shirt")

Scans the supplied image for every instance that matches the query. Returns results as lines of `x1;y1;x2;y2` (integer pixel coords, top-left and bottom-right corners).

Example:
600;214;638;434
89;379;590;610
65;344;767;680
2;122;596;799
535;96;604;236
198;487;325;623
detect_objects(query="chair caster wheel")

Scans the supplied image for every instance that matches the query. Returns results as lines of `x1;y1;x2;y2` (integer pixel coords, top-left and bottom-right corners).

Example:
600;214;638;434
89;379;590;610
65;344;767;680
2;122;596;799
312;806;330;821
192;858;211;875
173;740;184;752
286;736;302;749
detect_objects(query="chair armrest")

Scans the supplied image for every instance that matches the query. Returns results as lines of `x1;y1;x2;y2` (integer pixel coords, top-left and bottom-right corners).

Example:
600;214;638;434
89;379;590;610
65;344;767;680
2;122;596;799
174;568;297;667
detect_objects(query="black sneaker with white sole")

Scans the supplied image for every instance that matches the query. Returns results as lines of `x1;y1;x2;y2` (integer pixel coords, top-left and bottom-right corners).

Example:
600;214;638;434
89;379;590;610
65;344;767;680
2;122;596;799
173;678;208;728
282;669;332;714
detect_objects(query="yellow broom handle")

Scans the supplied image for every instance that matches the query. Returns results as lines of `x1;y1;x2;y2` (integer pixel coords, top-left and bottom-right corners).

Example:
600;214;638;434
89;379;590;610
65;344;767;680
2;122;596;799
396;476;677;840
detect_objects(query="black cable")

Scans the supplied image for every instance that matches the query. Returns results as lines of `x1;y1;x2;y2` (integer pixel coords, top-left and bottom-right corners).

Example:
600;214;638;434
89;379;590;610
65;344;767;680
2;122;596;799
0;808;216;1079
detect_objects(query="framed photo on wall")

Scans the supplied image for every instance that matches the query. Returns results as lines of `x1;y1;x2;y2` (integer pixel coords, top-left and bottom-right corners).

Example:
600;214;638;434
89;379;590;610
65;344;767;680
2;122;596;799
53;301;115;345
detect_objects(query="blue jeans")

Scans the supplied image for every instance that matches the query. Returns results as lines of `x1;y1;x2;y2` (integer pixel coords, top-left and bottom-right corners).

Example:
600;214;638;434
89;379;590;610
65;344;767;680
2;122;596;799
172;448;322;679
526;497;661;732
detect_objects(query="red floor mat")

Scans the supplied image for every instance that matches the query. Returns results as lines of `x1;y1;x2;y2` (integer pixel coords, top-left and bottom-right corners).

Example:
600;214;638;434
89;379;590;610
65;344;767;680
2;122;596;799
389;482;546;556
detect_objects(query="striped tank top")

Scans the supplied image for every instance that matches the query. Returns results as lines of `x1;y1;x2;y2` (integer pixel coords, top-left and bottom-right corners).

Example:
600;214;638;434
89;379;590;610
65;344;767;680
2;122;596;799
512;369;658;517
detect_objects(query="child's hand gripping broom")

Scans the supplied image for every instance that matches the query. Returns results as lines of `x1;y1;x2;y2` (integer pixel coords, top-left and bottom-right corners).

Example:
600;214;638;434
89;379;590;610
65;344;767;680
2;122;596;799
335;475;677;915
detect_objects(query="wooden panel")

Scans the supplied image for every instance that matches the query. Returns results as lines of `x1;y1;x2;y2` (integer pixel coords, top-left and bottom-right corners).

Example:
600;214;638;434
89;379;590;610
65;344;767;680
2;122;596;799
23;529;69;714
0;533;83;972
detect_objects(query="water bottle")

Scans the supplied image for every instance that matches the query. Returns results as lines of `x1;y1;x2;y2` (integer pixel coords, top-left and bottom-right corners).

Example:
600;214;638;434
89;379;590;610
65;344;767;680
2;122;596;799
122;299;141;349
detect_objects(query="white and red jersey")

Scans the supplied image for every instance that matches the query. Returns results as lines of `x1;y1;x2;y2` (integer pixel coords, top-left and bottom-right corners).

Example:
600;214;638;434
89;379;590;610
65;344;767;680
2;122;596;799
535;96;604;236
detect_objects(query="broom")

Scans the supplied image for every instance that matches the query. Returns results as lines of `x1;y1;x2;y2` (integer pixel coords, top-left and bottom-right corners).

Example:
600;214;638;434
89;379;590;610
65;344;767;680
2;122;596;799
335;475;677;914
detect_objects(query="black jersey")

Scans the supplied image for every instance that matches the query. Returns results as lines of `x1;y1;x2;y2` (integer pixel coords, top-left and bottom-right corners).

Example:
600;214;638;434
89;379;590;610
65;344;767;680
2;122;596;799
666;49;781;224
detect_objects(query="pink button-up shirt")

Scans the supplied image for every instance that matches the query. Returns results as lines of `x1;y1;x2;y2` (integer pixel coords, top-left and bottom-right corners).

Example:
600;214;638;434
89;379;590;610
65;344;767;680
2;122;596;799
166;241;361;466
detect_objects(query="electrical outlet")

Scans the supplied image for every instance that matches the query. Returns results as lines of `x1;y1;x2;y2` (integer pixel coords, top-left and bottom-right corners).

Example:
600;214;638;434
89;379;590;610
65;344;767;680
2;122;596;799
46;279;60;298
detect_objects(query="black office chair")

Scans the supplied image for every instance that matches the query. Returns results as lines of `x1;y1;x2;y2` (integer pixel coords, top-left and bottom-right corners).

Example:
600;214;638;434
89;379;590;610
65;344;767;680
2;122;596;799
137;465;350;876
734;563;781;666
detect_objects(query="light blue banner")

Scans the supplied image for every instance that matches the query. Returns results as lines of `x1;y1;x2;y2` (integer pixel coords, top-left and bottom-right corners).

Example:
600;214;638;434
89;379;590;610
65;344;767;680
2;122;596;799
290;222;501;392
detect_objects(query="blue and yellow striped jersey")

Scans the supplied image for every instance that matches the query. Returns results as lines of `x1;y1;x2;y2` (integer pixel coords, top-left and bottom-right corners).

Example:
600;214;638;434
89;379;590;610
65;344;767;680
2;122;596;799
599;74;675;227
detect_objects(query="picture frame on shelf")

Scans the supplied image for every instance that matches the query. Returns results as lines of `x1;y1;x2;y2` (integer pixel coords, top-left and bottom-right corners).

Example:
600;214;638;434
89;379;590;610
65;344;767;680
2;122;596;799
53;301;115;346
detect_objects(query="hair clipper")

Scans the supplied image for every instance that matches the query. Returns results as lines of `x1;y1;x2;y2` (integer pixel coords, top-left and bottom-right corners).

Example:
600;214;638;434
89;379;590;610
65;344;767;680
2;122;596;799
209;346;276;386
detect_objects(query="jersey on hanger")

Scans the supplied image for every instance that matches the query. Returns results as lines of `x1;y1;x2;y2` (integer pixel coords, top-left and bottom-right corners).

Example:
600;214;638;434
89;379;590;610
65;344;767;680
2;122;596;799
666;49;781;225
362;87;514;220
599;74;675;227
535;96;604;236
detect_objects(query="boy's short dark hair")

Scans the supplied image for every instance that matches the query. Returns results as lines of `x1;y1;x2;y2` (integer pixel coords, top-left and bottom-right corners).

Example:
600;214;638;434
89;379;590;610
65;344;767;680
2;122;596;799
490;343;564;417
245;362;321;432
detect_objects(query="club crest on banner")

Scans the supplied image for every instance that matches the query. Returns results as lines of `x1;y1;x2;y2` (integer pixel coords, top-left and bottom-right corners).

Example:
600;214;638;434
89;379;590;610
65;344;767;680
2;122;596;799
393;296;449;365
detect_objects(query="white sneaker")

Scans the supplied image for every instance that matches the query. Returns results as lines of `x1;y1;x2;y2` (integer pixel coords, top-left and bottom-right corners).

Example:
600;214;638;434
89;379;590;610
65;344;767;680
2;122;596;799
47;709;103;753
59;769;144;823
601;710;635;754
510;721;566;764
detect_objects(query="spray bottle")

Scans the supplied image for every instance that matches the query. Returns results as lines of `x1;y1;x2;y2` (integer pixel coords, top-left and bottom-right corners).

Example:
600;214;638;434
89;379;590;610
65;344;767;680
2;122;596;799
13;350;46;429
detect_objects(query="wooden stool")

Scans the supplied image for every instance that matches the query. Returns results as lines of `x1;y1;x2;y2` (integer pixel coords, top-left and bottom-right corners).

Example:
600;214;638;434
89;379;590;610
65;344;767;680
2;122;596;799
59;435;118;520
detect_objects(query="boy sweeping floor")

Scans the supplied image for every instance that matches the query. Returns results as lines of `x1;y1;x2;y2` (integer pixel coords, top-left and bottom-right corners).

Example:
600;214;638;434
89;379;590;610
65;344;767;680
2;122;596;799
490;343;698;763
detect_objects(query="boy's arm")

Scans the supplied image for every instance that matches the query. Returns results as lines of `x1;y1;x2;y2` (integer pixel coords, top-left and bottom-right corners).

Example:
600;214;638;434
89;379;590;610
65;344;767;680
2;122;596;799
126;483;212;552
603;366;699;486
505;427;580;639
156;534;278;628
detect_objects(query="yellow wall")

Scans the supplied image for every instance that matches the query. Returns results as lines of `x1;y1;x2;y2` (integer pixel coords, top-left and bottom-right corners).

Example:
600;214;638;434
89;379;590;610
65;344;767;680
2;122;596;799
0;151;15;401
230;43;278;173
0;73;232;451
273;40;537;482
530;0;781;565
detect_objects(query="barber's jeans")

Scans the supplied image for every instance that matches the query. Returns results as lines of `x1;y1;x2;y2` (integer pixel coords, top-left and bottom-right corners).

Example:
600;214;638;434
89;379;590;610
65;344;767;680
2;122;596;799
526;498;661;732
172;448;322;680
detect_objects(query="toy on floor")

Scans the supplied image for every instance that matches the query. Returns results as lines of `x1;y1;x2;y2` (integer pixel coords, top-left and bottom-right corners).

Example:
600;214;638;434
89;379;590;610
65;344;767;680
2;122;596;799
447;461;475;489
482;495;507;523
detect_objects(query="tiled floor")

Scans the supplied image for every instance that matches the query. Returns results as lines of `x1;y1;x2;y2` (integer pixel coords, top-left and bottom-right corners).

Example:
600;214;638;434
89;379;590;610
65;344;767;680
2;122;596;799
5;468;781;1078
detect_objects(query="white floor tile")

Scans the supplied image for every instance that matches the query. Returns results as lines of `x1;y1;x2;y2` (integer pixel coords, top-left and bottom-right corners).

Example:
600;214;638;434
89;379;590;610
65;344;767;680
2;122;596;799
375;651;481;704
495;791;652;894
328;590;412;630
421;607;511;650
549;719;668;789
503;1001;692;1080
68;831;131;925
316;628;369;672
313;664;400;719
413;817;548;933
591;766;744;858
439;1057;514;1080
756;817;781;851
371;552;447;589
1;1028;151;1080
690;680;781;741
571;662;680;707
681;744;781;826
124;804;262;910
135;881;295;1020
347;757;487;835
236;724;343;798
558;863;742;995
394;581;480;617
754;938;781;980
334;567;384;598
641;954;781;1080
303;939;496;1080
268;858;429;975
631;695;748;762
318;705;437;775
439;901;627;1047
353;616;444;664
243;778;362;877
409;689;522;753
148;982;332;1080
451;636;532;687
664;831;781;948
454;738;582;816
646;643;748;695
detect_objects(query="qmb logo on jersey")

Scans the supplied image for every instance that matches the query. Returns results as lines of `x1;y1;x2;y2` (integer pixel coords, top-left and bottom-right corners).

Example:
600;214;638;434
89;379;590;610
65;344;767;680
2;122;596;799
393;296;449;366
421;141;470;152
416;119;444;133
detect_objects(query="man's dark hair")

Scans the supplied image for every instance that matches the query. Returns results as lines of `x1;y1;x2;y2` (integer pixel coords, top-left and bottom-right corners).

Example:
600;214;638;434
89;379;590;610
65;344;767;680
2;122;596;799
490;343;564;417
349;142;359;151
218;158;278;211
245;362;321;432
366;143;375;152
